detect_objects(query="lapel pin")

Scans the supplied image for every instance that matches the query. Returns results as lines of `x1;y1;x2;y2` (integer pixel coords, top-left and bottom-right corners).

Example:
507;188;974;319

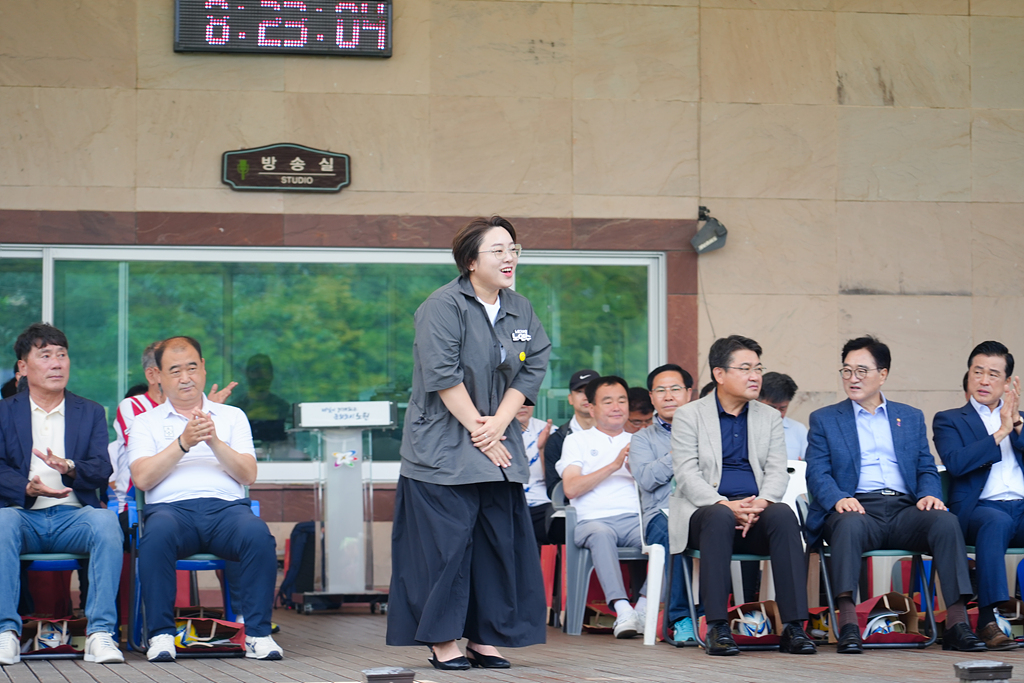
896;418;901;427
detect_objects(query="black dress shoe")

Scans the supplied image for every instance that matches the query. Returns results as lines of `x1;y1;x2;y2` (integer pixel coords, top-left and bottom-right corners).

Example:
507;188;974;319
836;623;863;654
705;622;740;656
466;646;511;669
779;623;817;654
943;622;988;652
427;647;471;670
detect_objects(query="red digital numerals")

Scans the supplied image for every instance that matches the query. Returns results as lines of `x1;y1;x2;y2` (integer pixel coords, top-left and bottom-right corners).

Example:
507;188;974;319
335;2;387;51
201;0;387;51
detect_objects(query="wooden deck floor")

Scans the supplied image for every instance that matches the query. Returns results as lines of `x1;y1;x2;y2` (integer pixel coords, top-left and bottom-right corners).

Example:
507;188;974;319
3;608;1021;683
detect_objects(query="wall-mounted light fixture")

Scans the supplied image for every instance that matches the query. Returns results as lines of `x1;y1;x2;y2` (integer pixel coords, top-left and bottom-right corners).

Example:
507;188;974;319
690;206;728;255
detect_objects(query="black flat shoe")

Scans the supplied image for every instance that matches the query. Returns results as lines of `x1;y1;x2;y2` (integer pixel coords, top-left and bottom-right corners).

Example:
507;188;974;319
836;623;863;654
466;646;511;669
779;623;817;654
427;647;471;670
943;622;988;652
705;622;740;656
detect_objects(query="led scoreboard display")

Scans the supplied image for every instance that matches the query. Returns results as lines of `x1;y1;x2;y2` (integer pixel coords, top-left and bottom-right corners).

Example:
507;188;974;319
175;0;392;57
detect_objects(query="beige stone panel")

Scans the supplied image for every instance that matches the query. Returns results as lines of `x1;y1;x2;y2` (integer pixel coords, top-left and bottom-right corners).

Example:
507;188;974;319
698;294;839;393
137;0;285;91
136;188;283;213
285;0;430;95
971;203;1024;297
836;201;971;296
429;97;571;195
574;100;698;197
971;0;1024;16
572;195;699;219
701;0;833;9
701;103;837;200
837;108;970;201
283;190;574;216
0;88;136;188
972;297;1024;353
575;0;697;7
698;199;837;296
573;5;698;102
701;9;836;105
136;90;286;189
424;192;573;217
431;0;571;98
836;295;973;392
0;0;136;88
972;18;1024;111
373;521;392;587
834;0;967;13
285;94;429;192
0;187;136;212
836;14;969;108
787;391;846;431
973;110;1024;203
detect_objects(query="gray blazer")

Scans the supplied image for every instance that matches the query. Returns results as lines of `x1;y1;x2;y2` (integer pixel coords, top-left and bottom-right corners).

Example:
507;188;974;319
668;392;789;553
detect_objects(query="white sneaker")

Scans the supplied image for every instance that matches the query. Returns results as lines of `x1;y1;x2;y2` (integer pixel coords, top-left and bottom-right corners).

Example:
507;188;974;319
84;632;124;664
613;610;640;639
0;630;20;666
635;608;647;635
146;633;176;662
245;634;283;660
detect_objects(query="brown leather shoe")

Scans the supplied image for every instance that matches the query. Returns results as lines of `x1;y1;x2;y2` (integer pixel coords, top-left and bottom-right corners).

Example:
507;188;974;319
978;622;1018;651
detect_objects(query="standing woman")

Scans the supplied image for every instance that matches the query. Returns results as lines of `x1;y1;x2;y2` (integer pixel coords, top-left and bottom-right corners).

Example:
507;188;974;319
387;216;551;670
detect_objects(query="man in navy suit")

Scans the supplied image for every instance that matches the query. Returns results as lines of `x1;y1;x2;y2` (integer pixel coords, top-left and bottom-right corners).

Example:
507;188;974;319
0;323;124;665
934;341;1023;651
805;336;982;654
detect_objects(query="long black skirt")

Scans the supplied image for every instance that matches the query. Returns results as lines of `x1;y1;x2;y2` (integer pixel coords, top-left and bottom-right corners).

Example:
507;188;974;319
386;476;546;647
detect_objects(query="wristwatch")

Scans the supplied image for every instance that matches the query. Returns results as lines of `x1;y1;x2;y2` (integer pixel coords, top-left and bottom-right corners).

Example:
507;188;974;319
1014;417;1023;429
64;458;75;472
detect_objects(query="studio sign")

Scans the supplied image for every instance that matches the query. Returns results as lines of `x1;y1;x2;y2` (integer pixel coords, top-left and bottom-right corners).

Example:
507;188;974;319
222;143;350;192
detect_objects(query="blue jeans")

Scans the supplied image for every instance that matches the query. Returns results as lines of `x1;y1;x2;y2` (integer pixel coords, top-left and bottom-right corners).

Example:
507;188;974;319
0;504;123;635
139;498;277;638
644;514;694;622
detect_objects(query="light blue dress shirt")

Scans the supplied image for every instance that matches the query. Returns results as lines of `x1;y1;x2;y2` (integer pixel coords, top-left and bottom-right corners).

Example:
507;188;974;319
853;394;908;494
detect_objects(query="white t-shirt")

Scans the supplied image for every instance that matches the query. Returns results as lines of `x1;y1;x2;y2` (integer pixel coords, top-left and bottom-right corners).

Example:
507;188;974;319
555;427;638;521
28;397;81;510
127;395;256;505
110;392;162;511
783;416;809;461
522;416;556;507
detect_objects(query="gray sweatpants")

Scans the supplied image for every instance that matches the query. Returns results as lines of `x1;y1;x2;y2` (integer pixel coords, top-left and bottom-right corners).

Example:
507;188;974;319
574;512;647;605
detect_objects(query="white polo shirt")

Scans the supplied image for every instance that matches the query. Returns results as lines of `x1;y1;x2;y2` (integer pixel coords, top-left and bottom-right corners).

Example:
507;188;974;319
555;427;638;522
127;394;255;505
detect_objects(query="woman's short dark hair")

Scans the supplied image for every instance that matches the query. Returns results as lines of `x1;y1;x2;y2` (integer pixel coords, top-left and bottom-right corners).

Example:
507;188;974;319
841;335;891;371
14;323;68;361
452;216;517;278
708;335;762;372
155;336;203;369
968;340;1014;377
584;375;629;404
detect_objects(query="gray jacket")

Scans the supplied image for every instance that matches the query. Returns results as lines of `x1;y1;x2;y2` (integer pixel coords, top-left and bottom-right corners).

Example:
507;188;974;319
629;420;673;530
400;276;551;485
668;393;789;553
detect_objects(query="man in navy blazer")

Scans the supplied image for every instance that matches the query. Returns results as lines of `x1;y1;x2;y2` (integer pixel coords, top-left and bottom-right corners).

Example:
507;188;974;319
805;336;981;654
934;341;1024;651
0;323;123;665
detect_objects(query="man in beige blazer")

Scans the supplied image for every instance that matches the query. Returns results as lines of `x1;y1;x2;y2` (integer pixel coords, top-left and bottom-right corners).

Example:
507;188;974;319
669;335;813;656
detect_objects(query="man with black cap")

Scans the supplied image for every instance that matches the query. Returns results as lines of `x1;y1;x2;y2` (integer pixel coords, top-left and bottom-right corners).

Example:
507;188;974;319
544;369;597;502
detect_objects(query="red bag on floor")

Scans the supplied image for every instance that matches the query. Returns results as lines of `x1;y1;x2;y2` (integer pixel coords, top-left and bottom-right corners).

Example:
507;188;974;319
20;618;87;655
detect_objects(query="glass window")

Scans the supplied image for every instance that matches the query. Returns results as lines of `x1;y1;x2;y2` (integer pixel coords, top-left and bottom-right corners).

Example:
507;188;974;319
50;255;652;461
0;258;43;388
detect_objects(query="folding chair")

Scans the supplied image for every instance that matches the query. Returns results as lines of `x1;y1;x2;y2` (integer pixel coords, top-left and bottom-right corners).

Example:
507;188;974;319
18;553;89;660
126;489;254;656
634;483;664;645
554;482;659;637
795;496;937;649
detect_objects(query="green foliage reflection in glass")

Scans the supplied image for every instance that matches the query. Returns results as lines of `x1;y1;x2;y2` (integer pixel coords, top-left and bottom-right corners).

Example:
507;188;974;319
52;260;648;458
0;259;43;377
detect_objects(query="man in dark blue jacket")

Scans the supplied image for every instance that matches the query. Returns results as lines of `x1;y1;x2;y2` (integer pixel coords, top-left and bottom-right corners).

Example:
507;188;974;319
934;340;1023;650
0;323;123;665
806;336;981;654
